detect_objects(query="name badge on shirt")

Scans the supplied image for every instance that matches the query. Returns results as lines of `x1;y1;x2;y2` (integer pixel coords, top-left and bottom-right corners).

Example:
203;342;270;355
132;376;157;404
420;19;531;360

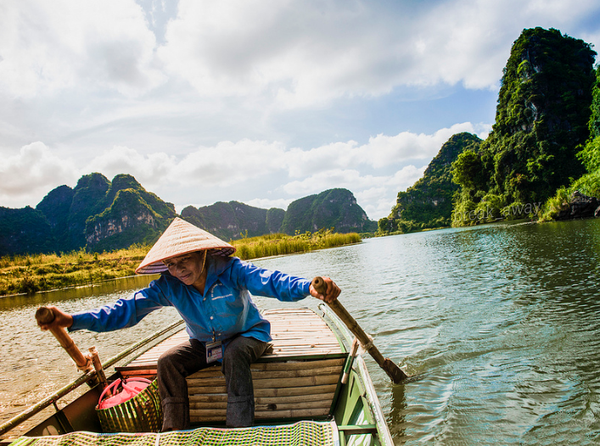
206;340;223;364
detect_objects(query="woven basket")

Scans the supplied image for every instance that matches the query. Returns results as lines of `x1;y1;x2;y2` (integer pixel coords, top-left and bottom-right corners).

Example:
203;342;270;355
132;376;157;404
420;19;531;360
96;379;163;433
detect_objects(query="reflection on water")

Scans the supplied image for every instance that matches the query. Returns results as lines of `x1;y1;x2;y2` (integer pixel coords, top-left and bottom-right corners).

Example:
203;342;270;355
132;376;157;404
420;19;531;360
3;219;600;444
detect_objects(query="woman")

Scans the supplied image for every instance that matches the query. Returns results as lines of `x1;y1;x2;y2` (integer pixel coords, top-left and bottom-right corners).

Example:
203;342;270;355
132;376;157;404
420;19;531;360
39;218;341;431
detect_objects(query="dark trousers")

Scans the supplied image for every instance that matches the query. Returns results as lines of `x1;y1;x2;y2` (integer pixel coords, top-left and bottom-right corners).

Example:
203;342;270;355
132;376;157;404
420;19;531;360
157;335;268;431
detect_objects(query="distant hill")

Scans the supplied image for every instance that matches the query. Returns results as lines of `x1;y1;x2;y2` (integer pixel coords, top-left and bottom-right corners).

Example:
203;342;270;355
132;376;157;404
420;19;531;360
181;201;275;241
281;188;377;234
379;132;481;233
0;173;177;256
0;206;54;256
84;173;178;252
181;188;376;240
0;176;373;256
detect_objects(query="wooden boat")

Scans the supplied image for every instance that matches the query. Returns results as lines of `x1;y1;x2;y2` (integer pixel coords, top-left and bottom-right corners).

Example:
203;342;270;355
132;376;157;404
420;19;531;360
0;304;394;446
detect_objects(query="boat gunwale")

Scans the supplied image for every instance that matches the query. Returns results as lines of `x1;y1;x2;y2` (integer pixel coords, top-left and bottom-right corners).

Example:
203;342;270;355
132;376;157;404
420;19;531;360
318;303;395;446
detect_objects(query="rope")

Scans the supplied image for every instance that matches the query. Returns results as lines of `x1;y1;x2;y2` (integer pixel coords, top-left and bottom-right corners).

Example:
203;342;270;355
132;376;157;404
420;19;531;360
361;335;375;352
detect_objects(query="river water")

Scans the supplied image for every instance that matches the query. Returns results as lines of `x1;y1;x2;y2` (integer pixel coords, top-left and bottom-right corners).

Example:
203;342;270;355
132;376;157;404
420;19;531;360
2;219;600;444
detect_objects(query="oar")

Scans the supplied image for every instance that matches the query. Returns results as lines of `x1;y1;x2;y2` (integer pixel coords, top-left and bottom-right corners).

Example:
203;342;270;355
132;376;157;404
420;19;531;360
312;277;408;384
35;306;94;374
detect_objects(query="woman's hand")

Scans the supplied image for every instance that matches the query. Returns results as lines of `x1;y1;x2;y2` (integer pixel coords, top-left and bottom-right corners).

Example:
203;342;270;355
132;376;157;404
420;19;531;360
36;306;74;331
310;277;341;304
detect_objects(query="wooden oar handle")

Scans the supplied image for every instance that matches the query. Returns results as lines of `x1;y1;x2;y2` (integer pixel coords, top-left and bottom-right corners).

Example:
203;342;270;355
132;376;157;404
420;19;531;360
35;306;92;372
35;306;55;325
312;277;408;383
312;276;327;295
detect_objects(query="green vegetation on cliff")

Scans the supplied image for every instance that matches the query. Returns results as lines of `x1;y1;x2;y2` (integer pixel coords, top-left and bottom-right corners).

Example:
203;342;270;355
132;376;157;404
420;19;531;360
379;132;481;233
281;188;376;234
0;206;53;255
83;173;176;252
542;64;600;220
0;173;177;257
451;28;596;225
182;188;376;240
182;201;273;241
378;27;599;231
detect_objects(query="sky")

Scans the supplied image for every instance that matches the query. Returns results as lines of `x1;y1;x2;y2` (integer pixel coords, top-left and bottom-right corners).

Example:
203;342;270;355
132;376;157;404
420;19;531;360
1;1;600;221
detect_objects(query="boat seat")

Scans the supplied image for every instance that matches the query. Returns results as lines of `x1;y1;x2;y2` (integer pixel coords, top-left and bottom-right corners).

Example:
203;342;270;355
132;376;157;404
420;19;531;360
117;308;348;423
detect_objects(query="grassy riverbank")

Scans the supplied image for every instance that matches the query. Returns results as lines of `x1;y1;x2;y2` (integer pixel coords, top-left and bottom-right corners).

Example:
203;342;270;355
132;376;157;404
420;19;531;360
0;230;361;296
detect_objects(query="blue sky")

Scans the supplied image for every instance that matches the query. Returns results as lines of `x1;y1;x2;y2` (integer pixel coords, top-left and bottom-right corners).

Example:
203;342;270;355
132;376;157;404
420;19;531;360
1;0;599;221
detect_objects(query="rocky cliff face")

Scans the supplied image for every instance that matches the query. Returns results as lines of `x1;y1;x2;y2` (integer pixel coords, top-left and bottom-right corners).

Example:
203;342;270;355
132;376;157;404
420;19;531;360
181;201;273;240
554;191;600;220
180;191;375;240
83;175;176;251
67;173;111;250
281;188;376;234
450;27;596;226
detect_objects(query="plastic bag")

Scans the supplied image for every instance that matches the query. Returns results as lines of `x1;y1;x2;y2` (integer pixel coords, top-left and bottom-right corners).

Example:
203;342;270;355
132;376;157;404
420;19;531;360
97;377;152;410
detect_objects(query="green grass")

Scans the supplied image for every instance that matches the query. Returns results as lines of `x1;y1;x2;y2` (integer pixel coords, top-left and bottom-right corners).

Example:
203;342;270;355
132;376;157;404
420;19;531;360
231;229;361;260
0;230;361;296
0;245;150;296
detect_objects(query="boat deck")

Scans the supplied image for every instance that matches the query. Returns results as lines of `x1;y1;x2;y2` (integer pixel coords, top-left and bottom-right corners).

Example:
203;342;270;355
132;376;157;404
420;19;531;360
117;308;349;423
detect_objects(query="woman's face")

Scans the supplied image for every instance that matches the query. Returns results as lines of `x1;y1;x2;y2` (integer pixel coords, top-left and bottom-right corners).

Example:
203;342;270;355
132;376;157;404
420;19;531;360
163;251;207;288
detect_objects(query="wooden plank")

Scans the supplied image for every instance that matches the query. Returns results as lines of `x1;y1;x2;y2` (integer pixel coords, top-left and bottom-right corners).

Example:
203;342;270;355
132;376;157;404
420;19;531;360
256;408;331;419
189;385;227;394
190;400;333;412
189;384;338;399
184;358;345;379
257;400;332;411
189;366;343;382
190;396;334;411
189;394;227;403
188;374;340;389
256;384;338;398
249;367;342;380
250;358;345;370
255;394;334;405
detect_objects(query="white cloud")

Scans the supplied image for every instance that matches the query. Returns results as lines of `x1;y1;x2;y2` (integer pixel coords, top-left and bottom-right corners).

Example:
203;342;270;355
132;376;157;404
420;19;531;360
282;122;487;178
0;0;163;98
85;146;177;189
155;0;600;109
175;140;288;186
0;142;80;206
2;0;598;109
246;197;293;211
280;164;426;220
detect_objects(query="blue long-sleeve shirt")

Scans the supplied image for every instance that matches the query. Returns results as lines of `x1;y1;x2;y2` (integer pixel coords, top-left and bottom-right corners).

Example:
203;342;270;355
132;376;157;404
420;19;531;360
70;255;311;343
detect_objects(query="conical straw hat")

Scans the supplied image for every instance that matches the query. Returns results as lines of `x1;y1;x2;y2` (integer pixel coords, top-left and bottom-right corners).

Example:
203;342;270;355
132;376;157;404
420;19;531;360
135;217;236;275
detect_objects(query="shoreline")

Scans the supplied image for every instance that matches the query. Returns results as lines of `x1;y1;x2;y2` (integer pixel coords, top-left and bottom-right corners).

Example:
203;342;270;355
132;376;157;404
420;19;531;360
0;232;362;298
